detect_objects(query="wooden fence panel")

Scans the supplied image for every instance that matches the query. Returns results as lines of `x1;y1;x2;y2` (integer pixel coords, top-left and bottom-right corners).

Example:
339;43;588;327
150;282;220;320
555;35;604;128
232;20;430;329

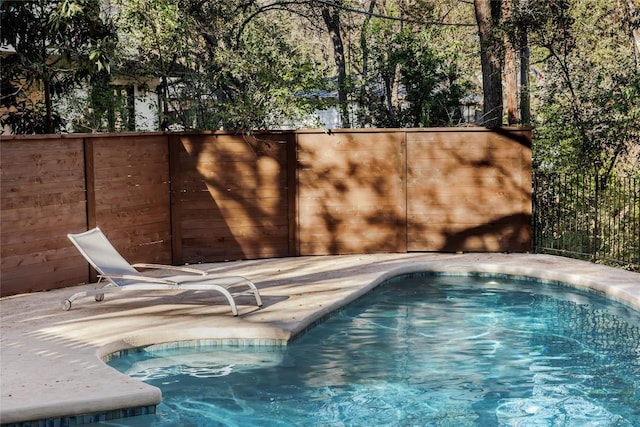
171;133;291;263
406;128;532;252
89;135;172;267
0;128;532;297
296;130;407;255
1;137;87;295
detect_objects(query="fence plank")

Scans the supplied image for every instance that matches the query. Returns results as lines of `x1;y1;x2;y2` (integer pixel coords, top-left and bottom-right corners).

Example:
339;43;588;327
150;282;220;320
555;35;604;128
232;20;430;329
171;133;290;264
90;135;171;267
297;130;407;255
0;137;88;294
407;129;531;252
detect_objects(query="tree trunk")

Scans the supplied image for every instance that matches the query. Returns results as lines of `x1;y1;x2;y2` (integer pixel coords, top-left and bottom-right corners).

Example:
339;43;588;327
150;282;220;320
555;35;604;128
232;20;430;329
505;43;518;125
504;0;518;125
624;0;640;66
519;27;531;125
474;0;504;127
44;77;53;134
322;5;350;128
360;0;376;80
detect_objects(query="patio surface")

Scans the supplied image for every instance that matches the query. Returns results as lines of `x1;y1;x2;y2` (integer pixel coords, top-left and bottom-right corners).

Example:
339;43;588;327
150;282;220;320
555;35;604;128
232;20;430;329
1;253;639;425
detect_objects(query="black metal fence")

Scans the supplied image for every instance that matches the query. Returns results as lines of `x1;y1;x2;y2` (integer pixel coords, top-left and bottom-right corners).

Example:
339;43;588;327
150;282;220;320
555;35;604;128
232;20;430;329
533;171;640;271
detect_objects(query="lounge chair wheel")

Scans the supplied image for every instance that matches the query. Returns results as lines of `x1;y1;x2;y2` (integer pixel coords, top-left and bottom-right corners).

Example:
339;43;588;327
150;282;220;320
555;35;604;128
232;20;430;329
95;294;104;302
62;299;72;311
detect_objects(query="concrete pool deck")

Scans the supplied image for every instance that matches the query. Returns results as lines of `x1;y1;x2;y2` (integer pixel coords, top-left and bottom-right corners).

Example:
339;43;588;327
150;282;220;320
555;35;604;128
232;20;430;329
1;253;639;425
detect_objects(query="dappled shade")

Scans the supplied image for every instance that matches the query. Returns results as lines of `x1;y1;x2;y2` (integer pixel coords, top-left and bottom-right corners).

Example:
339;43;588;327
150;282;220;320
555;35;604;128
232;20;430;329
1;128;531;296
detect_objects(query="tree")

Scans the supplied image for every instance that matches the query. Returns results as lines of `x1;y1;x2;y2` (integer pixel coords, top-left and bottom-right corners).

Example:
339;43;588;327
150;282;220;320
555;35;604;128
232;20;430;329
530;0;640;177
321;2;350;128
621;0;640;64
323;0;475;128
0;0;116;133
361;27;467;128
116;0;191;129
115;0;326;130
503;0;518;125
474;0;504;127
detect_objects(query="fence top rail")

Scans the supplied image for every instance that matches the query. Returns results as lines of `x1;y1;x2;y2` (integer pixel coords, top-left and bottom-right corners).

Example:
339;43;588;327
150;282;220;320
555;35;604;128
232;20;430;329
0;126;534;142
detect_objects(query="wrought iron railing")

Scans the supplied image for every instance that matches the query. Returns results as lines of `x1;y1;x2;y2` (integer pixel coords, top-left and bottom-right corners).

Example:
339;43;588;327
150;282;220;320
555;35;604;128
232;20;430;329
533;171;639;271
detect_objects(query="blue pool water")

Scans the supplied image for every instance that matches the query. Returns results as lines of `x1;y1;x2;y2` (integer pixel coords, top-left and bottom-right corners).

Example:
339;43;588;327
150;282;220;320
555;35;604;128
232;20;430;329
107;274;640;426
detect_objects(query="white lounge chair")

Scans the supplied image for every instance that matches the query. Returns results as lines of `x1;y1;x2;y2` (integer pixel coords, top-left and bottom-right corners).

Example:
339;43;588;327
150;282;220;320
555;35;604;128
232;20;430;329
62;227;263;316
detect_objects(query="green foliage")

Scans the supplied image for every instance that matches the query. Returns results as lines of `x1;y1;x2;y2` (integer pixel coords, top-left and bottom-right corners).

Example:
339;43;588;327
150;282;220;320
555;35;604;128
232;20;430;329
70;72;135;132
393;29;467;127
357;25;469;128
115;0;325;130
0;0;117;133
202;11;327;130
0;99;65;134
530;1;639;270
3;0;638;165
114;0;474;130
530;0;640;177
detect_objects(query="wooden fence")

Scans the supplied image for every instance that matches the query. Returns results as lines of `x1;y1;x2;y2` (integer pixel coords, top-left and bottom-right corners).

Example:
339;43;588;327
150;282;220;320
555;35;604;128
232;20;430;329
0;128;531;296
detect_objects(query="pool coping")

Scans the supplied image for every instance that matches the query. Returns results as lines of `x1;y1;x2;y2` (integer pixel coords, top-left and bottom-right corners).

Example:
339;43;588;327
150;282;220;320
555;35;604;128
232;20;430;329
1;253;639;425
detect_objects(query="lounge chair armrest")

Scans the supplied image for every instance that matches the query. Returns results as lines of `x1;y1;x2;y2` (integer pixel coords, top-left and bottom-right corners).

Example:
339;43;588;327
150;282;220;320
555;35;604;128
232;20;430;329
98;274;176;285
131;263;207;276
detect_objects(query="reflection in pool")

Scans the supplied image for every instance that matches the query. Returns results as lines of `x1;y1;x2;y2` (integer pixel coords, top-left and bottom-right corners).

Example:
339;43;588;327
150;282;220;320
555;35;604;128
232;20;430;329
108;274;640;426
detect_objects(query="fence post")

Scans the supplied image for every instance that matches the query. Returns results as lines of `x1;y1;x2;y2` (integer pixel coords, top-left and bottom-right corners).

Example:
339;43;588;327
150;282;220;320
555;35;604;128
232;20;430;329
83;136;98;283
287;132;299;257
168;134;183;265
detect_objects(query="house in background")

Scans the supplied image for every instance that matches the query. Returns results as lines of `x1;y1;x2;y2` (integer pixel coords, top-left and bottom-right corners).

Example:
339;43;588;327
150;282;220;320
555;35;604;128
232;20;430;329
57;76;161;133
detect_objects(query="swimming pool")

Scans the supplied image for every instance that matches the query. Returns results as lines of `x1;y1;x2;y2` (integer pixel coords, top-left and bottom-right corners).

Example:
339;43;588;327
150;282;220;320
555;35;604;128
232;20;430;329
107;274;640;426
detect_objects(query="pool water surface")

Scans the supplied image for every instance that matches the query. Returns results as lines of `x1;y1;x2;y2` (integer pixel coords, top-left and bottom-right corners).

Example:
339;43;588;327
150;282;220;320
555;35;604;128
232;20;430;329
107;274;640;426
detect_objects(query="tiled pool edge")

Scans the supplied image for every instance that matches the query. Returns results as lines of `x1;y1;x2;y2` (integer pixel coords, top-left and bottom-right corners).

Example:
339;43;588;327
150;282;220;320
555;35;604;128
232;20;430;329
102;338;288;363
1;406;156;427
2;254;638;426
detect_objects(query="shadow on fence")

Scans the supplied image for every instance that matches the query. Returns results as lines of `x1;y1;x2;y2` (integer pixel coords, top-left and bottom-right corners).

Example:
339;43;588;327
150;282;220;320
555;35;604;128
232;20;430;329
533;171;640;271
1;128;533;296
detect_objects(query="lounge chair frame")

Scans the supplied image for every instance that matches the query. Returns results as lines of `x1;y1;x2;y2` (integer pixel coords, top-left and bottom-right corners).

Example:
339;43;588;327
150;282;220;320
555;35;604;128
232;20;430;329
63;228;263;316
